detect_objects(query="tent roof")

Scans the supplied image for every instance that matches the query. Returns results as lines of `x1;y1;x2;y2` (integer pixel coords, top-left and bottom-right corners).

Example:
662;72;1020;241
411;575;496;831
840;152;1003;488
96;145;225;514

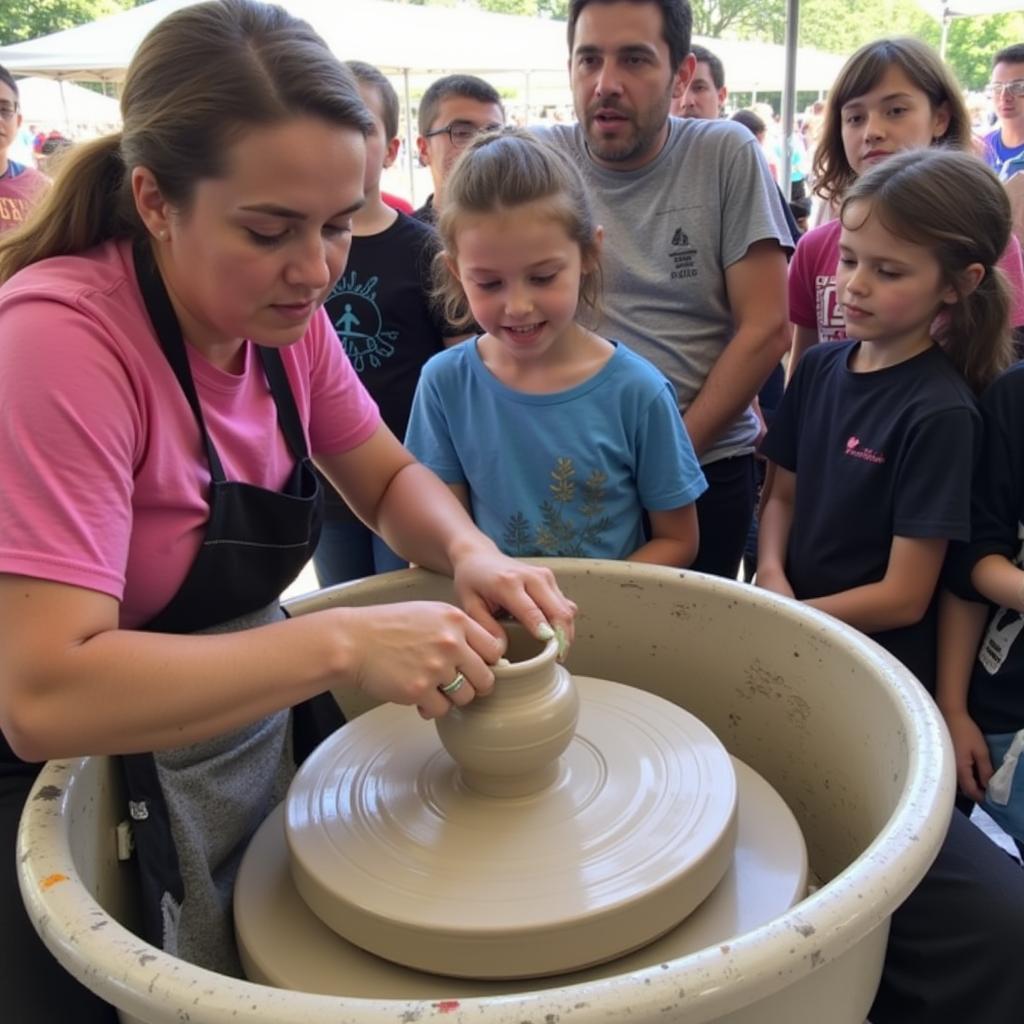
14;76;121;128
0;0;845;92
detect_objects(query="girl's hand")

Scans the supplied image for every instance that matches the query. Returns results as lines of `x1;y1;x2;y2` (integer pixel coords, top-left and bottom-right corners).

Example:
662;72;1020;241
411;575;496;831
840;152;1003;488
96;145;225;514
340;602;505;719
943;709;994;803
756;564;795;599
451;550;577;657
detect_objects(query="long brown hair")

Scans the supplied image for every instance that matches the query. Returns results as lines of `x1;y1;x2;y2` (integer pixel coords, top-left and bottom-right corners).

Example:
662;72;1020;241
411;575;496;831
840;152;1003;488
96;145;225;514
434;127;603;330
814;37;971;205
841;149;1013;395
0;0;372;283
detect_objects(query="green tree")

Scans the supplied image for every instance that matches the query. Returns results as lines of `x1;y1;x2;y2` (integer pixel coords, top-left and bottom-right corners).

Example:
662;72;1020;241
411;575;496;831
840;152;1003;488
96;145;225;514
479;0;540;13
945;12;1024;90
0;0;148;47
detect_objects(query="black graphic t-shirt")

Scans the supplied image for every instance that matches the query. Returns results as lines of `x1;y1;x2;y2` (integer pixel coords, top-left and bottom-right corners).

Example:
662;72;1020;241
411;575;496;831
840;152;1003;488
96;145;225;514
761;341;979;690
321;212;449;516
948;364;1024;733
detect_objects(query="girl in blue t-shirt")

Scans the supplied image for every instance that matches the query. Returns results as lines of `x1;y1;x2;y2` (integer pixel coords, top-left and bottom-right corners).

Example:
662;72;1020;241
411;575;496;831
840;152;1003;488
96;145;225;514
405;128;706;566
759;149;1013;691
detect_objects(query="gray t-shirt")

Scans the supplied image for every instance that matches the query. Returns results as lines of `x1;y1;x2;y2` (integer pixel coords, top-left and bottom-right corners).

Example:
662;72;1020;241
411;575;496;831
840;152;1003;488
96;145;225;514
544;117;792;465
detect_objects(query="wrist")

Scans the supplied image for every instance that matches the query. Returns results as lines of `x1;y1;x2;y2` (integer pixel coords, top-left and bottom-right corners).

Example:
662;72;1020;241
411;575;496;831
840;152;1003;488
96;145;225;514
446;530;501;569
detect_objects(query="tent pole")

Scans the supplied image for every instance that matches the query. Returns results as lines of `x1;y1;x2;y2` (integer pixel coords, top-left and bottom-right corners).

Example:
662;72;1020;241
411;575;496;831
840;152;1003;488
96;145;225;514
58;77;71;136
524;69;531;127
781;0;799;202
403;68;415;205
940;8;952;59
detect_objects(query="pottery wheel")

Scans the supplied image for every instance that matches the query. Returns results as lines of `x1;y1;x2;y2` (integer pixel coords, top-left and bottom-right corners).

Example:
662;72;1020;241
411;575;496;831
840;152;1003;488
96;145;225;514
237;757;806;999
285;676;738;979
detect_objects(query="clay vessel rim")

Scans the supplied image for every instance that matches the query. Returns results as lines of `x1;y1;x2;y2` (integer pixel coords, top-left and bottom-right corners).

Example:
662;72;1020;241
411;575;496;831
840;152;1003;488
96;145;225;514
492;633;559;678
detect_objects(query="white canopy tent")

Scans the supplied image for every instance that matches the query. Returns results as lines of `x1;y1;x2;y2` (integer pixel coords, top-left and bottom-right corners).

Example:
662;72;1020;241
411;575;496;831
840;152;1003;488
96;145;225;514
0;0;847;199
14;76;121;133
0;0;845;91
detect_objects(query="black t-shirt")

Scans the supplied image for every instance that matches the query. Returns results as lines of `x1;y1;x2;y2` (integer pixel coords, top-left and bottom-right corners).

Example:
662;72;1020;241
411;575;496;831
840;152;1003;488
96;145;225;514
947;363;1024;732
321;212;448;517
761;342;979;689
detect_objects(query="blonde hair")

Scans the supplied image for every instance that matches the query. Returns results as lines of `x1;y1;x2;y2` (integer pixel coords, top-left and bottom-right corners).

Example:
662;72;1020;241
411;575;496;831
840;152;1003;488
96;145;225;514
814;37;971;205
841;149;1013;395
434;128;602;330
0;0;372;283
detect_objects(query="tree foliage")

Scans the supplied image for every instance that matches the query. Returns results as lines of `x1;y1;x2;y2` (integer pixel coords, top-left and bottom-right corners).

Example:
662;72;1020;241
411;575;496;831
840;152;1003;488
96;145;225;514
0;0;144;47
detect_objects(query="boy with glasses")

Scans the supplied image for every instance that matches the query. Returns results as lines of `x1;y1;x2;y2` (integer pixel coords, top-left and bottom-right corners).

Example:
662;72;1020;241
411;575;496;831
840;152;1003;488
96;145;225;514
414;74;504;225
983;44;1024;181
0;66;47;234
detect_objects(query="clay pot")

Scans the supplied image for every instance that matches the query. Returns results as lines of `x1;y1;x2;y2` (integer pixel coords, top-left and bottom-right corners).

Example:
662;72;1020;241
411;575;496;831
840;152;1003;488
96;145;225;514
435;626;579;797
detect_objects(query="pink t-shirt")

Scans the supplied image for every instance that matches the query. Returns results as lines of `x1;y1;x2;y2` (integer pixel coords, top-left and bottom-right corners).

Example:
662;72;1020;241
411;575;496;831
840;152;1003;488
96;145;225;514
0;238;380;627
789;218;1024;342
0;164;47;234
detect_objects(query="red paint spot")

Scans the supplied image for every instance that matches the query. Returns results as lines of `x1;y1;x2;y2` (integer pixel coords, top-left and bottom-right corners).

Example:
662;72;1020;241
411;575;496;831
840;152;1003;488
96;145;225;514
434;1001;460;1014
40;873;69;891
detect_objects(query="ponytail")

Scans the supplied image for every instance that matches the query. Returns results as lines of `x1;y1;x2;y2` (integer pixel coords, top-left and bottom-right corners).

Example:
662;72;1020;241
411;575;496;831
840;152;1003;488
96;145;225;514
843;149;1014;396
0;133;136;284
938;264;1013;396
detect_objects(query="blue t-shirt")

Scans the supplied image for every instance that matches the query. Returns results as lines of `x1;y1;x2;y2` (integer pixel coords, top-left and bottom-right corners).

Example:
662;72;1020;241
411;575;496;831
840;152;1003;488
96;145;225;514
983;127;1024;180
405;339;707;559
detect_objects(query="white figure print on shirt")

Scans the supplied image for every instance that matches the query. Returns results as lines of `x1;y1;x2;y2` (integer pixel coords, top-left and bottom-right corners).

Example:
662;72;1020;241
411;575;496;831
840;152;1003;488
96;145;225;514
979;521;1024;674
326;271;398;373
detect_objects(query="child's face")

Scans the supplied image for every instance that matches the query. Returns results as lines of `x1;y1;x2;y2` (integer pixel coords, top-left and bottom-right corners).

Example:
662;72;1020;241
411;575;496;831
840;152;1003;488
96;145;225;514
837;201;956;353
357;84;399;194
451;200;590;365
840;65;950;177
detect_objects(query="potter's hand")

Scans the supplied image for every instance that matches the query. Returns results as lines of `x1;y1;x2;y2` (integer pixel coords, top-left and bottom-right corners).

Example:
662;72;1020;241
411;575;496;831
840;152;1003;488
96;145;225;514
755;565;795;600
943;709;993;803
451;548;577;658
342;602;503;719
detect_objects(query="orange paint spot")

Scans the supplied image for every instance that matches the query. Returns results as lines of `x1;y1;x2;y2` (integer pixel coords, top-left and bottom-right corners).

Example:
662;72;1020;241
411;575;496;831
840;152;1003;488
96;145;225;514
40;873;69;891
434;1001;460;1014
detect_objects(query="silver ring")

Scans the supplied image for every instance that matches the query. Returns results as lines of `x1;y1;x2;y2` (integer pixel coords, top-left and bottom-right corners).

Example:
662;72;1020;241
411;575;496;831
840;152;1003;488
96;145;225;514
439;672;465;696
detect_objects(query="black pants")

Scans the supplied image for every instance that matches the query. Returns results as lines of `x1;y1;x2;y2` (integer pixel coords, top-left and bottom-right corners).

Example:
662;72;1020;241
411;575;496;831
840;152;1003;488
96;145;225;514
870;808;1024;1023
1;770;118;1024
692;454;757;579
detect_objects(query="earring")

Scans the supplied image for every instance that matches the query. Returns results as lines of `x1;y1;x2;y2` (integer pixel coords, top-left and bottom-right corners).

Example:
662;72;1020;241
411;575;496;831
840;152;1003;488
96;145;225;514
157;229;168;240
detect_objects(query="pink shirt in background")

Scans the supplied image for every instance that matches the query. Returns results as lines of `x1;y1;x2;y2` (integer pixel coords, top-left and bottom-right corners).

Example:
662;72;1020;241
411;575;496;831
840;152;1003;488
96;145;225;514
0;164;47;234
789;219;1024;343
0;238;380;627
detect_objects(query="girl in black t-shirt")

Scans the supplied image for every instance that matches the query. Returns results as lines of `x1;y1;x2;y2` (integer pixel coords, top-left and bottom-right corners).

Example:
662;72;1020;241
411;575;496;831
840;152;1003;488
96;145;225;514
758;149;1013;687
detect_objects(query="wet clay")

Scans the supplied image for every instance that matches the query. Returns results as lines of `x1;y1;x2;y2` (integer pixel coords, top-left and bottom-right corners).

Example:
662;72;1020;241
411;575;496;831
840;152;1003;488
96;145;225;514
284;628;739;979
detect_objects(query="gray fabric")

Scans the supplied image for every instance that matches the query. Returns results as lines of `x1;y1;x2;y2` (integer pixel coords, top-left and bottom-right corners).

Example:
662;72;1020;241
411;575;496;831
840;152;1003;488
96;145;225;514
153;603;295;977
543;117;792;465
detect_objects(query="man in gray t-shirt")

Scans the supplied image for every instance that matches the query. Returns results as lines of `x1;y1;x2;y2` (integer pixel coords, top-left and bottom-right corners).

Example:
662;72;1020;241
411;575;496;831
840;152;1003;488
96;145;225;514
545;0;792;578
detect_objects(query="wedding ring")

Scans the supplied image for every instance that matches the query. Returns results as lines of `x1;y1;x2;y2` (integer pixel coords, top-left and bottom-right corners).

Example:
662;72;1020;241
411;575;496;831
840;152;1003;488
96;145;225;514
440;672;465;696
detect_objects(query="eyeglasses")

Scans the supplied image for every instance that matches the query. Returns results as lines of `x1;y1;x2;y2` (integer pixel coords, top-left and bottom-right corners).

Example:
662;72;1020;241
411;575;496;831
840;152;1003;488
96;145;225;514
985;80;1024;100
424;120;503;148
0;103;18;119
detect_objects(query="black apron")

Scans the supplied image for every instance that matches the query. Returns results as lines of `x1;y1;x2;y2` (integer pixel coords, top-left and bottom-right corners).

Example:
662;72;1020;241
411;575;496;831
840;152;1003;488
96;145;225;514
119;243;343;974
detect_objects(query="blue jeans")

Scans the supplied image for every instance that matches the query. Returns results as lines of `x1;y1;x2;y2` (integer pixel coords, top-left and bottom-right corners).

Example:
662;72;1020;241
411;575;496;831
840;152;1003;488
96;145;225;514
982;729;1024;844
311;516;407;588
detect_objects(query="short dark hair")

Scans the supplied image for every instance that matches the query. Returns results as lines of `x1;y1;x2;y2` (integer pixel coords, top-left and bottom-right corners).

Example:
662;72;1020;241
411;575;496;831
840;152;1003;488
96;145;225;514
346;60;399;142
731;109;765;137
993;44;1024;68
0;65;19;101
691;44;724;90
417;74;504;136
567;0;692;73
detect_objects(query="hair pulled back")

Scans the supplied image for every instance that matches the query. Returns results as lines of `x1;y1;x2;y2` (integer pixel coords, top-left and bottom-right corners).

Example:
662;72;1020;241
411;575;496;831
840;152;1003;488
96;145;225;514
434;127;603;330
841;148;1014;395
0;0;372;282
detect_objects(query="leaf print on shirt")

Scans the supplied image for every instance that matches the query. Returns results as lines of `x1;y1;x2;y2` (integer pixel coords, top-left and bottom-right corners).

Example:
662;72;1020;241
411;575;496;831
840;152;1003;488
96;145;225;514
507;457;611;557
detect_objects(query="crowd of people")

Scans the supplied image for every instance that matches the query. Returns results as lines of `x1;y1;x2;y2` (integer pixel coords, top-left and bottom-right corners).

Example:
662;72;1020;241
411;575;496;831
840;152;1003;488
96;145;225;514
2;0;1024;1021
